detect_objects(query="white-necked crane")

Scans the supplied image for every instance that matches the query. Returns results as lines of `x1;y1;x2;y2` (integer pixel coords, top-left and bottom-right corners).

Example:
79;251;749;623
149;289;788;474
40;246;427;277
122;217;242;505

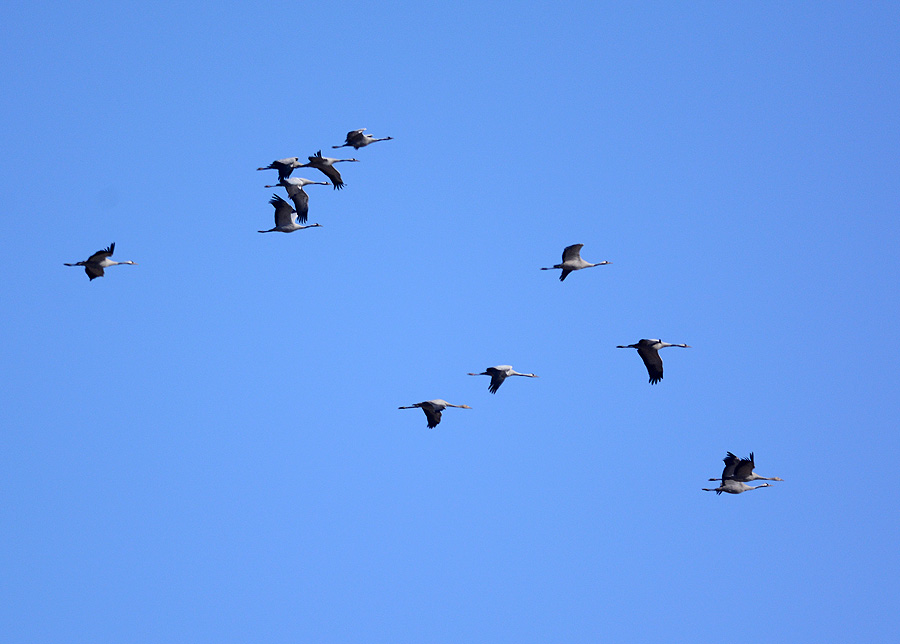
300;150;359;190
702;480;772;495
263;177;329;224
541;244;611;281
398;399;472;428
616;339;690;384
258;195;322;233
467;365;538;394
64;243;137;281
708;452;783;483
257;157;303;182
333;128;393;150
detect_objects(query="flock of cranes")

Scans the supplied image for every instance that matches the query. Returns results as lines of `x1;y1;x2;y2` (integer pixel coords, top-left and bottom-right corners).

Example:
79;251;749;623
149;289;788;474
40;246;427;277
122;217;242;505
64;126;781;498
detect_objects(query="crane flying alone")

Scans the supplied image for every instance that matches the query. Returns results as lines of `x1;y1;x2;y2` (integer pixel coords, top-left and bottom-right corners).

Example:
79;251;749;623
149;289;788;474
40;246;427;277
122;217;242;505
616;339;691;384
332;128;393;150
263;177;328;224
300;150;359;190
258;194;322;233
541;244;611;281
64;243;137;281
398;400;472;428
467;365;538;394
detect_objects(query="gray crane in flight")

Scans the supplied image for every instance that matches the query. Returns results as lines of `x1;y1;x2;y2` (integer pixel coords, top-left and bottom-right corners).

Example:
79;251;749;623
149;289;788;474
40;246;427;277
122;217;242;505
300;150;359;190
257;157;303;182
708;452;783;483
541;244;611;281
467;365;538;394
333;128;393;150
398;400;472;428
258;195;322;233
64;243;137;281
263;177;329;224
616;339;690;384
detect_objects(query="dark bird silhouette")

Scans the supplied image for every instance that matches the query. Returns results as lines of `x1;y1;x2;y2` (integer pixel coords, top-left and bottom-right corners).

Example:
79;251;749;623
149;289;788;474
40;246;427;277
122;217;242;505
263;177;328;224
256;157;303;181
300;150;359;190
467;365;538;394
541;244;611;281
258;195;322;233
616;339;690;384
332;128;393;150
64;243;137;281
398;399;472;428
708;452;783;483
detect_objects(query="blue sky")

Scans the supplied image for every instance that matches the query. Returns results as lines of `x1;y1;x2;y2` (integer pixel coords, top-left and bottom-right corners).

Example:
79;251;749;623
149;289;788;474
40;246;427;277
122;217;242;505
2;2;899;642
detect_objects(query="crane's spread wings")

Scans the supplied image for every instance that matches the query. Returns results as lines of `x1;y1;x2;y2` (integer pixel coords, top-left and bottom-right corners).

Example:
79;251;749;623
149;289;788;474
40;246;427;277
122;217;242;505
283;182;310;223
721;452;740;481
303;151;345;189
85;264;105;280
319;164;344;189
87;243;114;263
261;158;299;181
561;244;584;263
559;269;572;282
269;194;296;227
636;345;664;384
487;368;506;394
733;453;755;480
422;406;442;428
346;129;366;145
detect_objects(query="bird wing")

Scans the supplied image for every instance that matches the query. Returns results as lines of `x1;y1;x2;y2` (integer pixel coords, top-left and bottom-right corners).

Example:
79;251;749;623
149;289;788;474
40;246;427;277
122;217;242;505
422;406;442;428
734;455;755;480
269;158;298;181
87;243;114;263
559;269;572;282
347;129;366;145
636;345;664;384
561;244;584;263
488;370;506;394
85;264;104;280
318;164;344;189
284;183;310;223
721;452;740;480
270;194;297;227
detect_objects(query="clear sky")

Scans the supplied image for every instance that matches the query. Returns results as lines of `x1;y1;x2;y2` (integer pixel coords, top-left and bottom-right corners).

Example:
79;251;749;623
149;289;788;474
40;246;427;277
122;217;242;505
2;2;899;642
